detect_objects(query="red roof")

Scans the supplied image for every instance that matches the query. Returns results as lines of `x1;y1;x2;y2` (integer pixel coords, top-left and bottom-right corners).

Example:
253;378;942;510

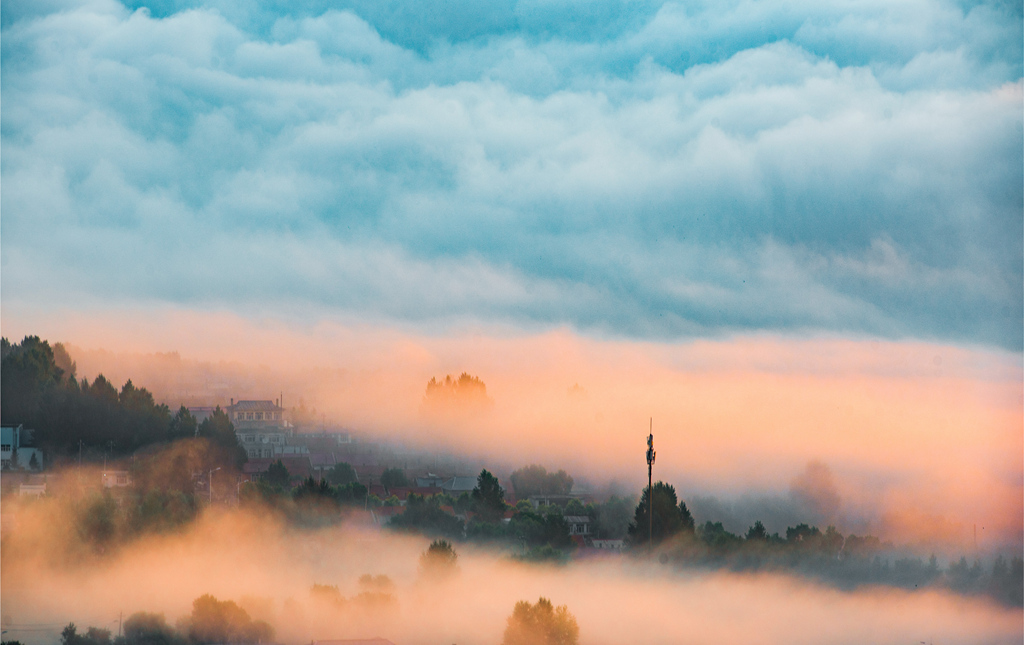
243;456;313;480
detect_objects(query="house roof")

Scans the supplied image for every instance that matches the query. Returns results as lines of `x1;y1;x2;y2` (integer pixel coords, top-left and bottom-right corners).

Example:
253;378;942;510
564;515;591;523
243;456;313;479
440;476;477;493
228;400;284;412
309;453;338;468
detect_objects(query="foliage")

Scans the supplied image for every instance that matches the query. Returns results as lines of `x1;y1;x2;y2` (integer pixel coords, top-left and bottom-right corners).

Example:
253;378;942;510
419;539;459;579
471;469;507;521
388;494;465;539
626;482;695;547
0;335;245;468
698;521;742;551
745;520;769;541
60;624;111;645
592;495;634;539
77;491;119;549
293;476;334;502
424;372;491;408
501;597;579;645
509;464;574;499
380;467;410;490
264;460;290;488
183;594;273;644
515;545;570;565
509;508;571;549
122;612;185;645
325;462;357;486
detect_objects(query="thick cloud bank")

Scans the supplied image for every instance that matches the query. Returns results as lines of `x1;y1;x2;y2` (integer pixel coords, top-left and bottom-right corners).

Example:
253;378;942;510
2;0;1022;347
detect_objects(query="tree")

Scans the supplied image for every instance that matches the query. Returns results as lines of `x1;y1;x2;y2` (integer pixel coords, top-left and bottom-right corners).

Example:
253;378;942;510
593;495;634;539
388;494;465;539
169;407;198;441
510;465;573;499
471;469;507;521
184;595;273;644
626;481;695;547
419;539;459;579
424;373;491;406
122;613;183;645
198;407;245;468
325;462;356;486
380;467;409;490
746;520;768;541
501;597;579;645
264;460;290;488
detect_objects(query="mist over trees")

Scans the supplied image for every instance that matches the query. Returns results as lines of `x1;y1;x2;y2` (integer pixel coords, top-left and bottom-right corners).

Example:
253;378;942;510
626;482;695;547
419;539;459;579
58;596;273;645
422;372;492;412
510;464;573;499
501;597;579;645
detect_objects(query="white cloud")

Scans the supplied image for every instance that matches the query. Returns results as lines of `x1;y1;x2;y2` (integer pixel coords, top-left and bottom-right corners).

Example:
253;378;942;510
1;0;1020;347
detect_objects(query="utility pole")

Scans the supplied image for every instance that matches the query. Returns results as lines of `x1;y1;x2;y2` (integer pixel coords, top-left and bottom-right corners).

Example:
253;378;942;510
209;467;221;504
646;418;655;555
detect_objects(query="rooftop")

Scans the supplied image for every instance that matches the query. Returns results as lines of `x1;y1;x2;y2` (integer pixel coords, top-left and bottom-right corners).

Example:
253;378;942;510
228;400;284;412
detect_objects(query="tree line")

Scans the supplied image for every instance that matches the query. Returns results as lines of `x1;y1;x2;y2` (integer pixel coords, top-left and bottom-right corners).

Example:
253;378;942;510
1;336;245;468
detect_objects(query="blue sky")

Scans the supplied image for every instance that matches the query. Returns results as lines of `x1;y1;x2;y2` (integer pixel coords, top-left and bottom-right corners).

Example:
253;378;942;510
2;0;1022;348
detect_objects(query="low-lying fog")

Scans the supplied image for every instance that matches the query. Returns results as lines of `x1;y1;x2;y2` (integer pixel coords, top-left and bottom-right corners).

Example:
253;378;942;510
2;501;1020;645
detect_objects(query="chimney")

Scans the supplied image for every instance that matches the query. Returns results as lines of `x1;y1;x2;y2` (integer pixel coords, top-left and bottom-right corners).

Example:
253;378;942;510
230;398;234;406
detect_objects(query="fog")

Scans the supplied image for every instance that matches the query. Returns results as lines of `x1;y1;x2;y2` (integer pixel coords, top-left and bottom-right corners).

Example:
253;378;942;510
2;496;1020;645
16;309;1017;552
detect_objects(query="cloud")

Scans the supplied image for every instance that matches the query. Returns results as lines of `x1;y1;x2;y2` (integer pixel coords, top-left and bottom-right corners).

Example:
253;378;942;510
1;0;1021;348
3;502;1022;645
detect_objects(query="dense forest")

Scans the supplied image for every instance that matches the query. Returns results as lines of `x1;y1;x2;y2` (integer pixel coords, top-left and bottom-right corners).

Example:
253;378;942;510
1;336;244;467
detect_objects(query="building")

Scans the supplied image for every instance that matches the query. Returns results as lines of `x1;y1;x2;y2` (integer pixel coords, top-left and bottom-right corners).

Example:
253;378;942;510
440;475;478;498
415;473;445;487
1;424;43;471
227;399;291;459
102;470;131;488
227;399;288;429
564;515;592;538
591;539;625;551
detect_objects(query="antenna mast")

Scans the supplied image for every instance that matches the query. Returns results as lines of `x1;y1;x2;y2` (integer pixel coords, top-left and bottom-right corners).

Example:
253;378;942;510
646;418;656;555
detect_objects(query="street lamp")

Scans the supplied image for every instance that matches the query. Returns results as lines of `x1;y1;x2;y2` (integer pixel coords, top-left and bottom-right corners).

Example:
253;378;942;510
646;418;655;555
209;467;222;504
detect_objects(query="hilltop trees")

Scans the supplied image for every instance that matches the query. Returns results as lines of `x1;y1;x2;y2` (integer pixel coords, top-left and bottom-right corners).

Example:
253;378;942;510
501;597;579;645
626;482;695;547
422;372;492;415
510;465;574;499
0;335;246;468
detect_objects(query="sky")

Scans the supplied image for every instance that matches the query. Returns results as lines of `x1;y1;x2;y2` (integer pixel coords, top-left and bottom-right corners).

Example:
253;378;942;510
1;0;1021;347
1;0;1023;549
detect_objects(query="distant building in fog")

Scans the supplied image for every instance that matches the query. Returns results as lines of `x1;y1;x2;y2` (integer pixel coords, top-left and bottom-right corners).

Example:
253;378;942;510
227;399;291;459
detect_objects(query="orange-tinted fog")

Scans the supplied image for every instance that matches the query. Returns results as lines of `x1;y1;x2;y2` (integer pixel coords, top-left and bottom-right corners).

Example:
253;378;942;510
1;500;1021;645
5;308;1022;548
